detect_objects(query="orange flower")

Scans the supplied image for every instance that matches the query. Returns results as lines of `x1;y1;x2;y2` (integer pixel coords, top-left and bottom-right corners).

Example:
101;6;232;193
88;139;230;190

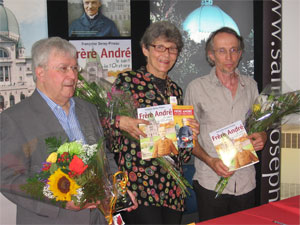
69;155;88;175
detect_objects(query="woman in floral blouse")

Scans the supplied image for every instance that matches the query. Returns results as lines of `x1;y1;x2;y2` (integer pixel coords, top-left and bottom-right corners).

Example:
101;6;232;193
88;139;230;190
103;21;199;224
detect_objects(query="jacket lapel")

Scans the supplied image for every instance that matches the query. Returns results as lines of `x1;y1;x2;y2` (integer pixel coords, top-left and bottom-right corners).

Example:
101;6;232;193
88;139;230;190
29;90;68;139
74;98;100;145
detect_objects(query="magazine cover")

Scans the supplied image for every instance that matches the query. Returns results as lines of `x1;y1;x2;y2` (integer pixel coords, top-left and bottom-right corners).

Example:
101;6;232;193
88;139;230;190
69;39;131;84
138;104;178;160
209;120;259;171
173;105;194;148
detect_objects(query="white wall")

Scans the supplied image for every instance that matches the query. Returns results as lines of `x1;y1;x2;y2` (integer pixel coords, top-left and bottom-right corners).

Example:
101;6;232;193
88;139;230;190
282;0;300;125
0;194;16;225
1;1;299;224
282;0;300;93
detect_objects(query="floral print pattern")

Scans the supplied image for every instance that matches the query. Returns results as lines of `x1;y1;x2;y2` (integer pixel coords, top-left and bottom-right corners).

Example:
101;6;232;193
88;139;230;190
102;67;192;211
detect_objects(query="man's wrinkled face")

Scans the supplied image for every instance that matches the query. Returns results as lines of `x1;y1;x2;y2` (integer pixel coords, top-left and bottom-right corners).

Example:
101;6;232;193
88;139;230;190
83;0;101;17
36;50;78;105
208;32;242;75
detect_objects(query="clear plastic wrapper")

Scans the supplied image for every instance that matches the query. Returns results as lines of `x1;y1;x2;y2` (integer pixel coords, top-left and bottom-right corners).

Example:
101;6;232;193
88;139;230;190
215;86;300;198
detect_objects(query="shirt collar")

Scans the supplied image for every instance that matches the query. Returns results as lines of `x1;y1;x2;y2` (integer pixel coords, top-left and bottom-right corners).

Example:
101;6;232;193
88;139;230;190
86;12;99;20
37;88;75;111
209;67;246;87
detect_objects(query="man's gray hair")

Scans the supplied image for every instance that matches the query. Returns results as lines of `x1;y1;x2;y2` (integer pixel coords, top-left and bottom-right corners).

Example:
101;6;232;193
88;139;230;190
31;36;77;81
205;27;244;66
140;21;184;53
82;0;101;3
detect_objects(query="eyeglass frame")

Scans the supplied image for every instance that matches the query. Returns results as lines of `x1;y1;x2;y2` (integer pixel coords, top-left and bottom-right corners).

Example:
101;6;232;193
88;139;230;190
44;64;82;74
149;44;179;54
212;47;242;56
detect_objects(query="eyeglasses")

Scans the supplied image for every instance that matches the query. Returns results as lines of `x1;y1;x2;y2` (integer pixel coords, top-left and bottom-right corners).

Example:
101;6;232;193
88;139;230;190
213;47;241;56
47;65;82;74
149;44;178;54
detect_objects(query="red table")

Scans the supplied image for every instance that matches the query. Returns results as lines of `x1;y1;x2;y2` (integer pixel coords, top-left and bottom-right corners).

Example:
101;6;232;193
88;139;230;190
197;195;300;225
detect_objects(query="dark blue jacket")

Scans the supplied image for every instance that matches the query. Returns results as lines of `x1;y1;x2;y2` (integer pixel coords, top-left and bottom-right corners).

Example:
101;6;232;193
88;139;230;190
69;13;120;37
177;126;193;148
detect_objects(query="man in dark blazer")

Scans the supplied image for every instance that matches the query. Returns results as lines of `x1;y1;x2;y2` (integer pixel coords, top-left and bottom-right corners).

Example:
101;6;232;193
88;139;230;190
0;37;136;224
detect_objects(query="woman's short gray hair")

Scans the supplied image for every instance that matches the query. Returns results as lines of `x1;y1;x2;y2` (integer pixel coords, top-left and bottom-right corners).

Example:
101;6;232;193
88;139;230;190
140;21;184;53
205;27;244;66
31;37;77;81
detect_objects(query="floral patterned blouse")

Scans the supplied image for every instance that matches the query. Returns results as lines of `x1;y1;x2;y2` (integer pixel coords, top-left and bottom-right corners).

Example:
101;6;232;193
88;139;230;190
102;67;192;211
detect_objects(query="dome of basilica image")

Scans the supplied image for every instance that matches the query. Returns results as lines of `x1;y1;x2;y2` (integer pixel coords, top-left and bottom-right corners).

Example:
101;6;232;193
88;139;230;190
0;0;20;42
183;0;240;43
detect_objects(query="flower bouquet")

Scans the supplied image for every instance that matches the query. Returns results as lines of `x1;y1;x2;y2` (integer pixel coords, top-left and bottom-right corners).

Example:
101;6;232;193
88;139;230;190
156;156;192;198
75;74;137;124
20;137;125;224
214;87;300;198
75;74;192;198
245;88;300;133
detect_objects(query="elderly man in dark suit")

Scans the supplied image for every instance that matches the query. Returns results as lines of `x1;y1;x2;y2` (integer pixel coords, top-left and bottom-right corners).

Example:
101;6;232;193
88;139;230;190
0;37;136;225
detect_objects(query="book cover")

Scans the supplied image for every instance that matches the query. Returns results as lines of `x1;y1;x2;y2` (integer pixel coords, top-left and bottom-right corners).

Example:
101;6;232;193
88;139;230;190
70;39;132;84
209;120;259;171
138;104;178;160
173;105;194;148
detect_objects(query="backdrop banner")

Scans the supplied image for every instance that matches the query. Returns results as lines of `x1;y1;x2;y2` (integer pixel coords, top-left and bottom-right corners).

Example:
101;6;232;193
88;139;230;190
254;0;282;205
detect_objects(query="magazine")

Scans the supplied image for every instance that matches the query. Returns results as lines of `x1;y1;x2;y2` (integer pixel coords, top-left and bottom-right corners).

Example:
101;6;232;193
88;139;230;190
173;105;195;148
209;120;259;171
137;104;178;160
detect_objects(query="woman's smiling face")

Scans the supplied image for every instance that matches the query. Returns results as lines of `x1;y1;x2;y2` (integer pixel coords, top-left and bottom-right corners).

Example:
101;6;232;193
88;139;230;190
143;37;179;79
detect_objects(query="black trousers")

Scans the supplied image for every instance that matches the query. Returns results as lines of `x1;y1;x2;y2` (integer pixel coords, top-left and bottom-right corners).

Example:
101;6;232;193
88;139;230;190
120;205;182;225
193;180;255;222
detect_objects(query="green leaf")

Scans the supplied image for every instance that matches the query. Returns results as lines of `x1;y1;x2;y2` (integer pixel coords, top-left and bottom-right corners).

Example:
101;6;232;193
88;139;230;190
20;178;45;200
45;137;63;153
50;163;58;174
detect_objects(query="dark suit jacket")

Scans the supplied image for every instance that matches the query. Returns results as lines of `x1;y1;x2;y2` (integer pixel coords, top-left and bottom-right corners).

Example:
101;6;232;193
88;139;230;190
0;90;118;225
69;13;120;37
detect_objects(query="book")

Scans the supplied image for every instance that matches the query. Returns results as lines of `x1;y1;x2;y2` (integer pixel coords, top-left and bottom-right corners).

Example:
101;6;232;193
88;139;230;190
173;105;195;148
209;120;259;171
137;104;178;160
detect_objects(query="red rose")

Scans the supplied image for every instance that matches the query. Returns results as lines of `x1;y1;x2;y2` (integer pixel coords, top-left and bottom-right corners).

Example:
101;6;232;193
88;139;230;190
42;162;51;171
69;155;88;175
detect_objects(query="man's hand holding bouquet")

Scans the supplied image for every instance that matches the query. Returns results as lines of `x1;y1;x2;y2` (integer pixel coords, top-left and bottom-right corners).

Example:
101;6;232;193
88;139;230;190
214;86;300;198
21;137;134;225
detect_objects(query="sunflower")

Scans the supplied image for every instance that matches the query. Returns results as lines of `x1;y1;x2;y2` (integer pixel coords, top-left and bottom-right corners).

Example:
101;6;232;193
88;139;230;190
48;168;80;201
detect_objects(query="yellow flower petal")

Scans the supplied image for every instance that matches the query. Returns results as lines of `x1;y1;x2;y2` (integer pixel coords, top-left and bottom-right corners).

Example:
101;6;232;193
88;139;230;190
46;152;58;163
253;104;261;113
48;168;80;202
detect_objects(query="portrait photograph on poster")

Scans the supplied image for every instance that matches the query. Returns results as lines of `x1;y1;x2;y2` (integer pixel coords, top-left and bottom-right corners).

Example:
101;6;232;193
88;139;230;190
150;0;254;93
68;0;131;38
47;0;149;71
0;0;48;111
